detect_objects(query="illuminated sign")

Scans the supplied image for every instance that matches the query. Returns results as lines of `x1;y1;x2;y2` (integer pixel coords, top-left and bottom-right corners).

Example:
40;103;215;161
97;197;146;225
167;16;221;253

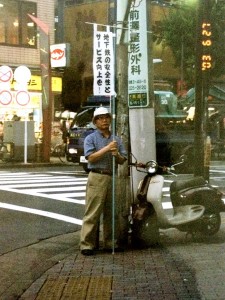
10;76;62;92
201;22;212;71
50;43;70;68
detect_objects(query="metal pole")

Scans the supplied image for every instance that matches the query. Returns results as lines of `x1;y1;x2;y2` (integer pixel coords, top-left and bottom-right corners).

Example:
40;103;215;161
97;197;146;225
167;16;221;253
24;120;28;164
112;100;116;255
194;0;205;177
109;0;117;254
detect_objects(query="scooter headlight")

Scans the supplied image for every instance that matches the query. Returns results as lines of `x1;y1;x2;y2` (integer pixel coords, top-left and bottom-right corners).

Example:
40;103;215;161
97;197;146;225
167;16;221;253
145;160;158;174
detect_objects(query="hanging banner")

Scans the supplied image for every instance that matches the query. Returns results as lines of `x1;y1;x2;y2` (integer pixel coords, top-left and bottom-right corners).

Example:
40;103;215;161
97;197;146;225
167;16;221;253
93;28;115;96
128;0;149;107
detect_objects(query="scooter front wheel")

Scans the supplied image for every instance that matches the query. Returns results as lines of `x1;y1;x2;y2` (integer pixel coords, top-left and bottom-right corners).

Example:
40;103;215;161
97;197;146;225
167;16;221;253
199;211;221;236
132;213;160;248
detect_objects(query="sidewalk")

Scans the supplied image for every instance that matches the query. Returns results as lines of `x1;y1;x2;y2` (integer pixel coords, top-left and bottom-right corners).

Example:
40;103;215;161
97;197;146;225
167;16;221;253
19;228;225;300
0;156;75;168
18;234;199;300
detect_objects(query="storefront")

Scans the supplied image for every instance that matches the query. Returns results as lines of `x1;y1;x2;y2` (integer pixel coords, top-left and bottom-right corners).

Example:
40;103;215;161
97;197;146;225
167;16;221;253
0;71;62;142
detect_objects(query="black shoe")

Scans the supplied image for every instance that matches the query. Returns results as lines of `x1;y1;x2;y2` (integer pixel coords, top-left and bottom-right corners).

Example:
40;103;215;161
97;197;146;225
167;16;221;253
81;249;94;256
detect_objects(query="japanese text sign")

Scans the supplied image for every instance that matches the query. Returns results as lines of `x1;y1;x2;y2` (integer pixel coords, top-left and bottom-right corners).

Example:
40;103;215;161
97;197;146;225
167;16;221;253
93;28;115;96
128;0;149;107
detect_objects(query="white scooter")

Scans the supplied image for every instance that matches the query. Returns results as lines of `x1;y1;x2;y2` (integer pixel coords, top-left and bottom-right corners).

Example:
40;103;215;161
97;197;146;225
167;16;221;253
130;159;225;247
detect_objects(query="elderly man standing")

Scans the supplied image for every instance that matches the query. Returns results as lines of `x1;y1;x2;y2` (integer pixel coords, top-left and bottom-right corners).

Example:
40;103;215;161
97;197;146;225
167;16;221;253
80;107;127;256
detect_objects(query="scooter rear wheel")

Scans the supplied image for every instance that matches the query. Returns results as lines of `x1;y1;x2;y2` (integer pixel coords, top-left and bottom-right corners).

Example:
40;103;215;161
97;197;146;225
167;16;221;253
199;211;221;236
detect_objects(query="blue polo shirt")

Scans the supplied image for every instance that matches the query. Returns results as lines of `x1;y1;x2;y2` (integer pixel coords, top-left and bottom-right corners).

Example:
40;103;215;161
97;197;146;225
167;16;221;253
84;129;127;170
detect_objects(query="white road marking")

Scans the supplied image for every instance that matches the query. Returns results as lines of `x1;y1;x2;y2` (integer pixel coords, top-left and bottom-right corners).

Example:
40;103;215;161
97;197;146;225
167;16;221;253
0;169;223;224
0;173;87;223
0;181;87;188
0;202;82;225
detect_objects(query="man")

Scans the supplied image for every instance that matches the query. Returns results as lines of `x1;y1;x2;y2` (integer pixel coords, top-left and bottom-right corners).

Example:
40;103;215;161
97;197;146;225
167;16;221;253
80;107;127;256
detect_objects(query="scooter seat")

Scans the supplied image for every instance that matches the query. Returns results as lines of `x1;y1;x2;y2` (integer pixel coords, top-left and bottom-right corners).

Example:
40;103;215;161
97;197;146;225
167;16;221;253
170;176;206;194
168;205;205;226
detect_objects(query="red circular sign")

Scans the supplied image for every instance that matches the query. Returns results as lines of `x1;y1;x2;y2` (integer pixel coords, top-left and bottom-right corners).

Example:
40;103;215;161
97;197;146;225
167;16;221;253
0;90;12;105
16;90;30;106
0;66;13;83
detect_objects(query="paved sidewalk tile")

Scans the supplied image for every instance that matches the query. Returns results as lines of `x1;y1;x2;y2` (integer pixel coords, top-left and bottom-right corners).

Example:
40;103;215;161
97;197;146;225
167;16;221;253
21;247;203;300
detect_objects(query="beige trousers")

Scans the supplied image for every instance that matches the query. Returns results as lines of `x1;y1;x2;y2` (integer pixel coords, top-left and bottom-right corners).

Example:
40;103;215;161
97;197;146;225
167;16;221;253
80;171;118;250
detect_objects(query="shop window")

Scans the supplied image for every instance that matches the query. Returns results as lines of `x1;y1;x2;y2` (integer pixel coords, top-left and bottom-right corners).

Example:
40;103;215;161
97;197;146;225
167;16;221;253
0;0;37;47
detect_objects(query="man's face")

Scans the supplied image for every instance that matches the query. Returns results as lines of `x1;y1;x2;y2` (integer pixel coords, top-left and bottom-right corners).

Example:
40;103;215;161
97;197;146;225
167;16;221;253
94;114;111;130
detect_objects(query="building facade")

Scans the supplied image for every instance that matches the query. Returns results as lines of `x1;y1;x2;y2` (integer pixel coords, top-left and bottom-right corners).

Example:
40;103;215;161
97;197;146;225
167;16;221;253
62;0;180;109
0;0;59;145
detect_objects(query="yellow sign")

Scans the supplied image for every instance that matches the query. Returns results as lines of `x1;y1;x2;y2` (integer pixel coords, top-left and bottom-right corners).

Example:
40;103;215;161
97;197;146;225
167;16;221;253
10;75;62;92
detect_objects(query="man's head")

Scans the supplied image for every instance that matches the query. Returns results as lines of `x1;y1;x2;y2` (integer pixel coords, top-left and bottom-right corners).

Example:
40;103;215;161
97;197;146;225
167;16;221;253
92;107;111;125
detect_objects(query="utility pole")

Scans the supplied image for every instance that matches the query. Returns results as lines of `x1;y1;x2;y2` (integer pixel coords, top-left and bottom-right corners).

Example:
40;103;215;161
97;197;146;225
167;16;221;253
112;0;132;246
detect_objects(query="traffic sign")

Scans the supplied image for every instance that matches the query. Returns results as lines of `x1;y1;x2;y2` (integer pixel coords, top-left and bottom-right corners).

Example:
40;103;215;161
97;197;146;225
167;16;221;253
15;90;30;106
0;66;13;83
0;90;12;105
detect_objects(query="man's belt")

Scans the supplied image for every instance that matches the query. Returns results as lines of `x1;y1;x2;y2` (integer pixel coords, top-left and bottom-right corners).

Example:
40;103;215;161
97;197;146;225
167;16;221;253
91;169;112;176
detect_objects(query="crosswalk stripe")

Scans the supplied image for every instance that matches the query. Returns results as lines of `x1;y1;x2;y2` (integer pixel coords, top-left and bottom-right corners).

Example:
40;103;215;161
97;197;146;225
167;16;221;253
15;186;86;193
0;202;83;225
0;172;87;208
0;178;85;185
1;186;85;204
0;181;87;188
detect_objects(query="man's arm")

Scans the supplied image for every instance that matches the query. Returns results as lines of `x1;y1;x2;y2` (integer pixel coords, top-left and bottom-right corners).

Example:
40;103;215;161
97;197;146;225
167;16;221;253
87;140;118;163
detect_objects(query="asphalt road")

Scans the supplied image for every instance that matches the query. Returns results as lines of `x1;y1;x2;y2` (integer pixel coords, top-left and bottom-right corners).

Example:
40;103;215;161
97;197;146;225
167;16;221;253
0;165;86;254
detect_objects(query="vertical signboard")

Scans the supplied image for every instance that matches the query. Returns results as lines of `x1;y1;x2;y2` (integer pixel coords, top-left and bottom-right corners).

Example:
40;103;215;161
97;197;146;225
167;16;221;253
194;0;213;179
128;0;149;107
93;27;115;96
128;0;156;196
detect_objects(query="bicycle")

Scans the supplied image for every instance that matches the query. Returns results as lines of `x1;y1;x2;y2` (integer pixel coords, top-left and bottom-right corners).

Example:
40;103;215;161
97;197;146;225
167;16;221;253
51;142;67;163
0;142;14;162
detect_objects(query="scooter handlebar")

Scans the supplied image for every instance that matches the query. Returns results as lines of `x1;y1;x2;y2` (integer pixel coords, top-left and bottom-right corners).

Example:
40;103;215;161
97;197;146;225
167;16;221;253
129;162;146;168
129;162;178;176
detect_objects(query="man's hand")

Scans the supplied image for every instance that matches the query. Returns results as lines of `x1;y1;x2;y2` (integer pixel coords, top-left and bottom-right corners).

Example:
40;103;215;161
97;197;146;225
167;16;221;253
107;141;118;156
